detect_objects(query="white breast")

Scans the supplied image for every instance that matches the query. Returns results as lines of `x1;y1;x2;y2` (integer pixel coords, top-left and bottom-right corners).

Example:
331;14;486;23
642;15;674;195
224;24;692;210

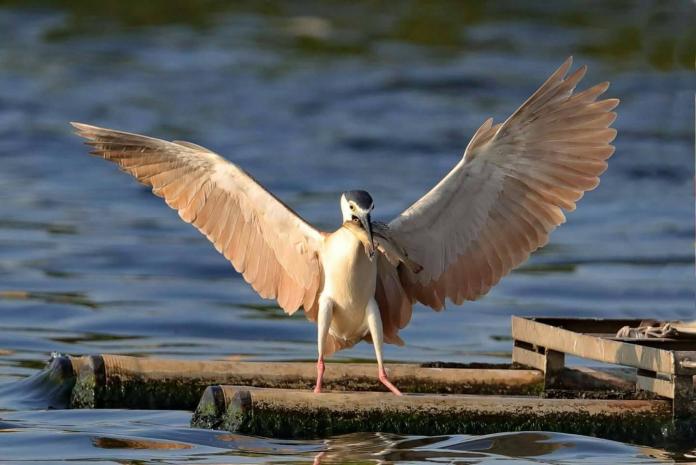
321;227;377;340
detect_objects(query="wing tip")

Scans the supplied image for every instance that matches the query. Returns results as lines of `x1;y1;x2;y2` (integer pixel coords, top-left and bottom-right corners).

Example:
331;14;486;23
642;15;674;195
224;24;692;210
557;55;574;77
602;97;621;111
577;64;588;79
70;121;100;140
560;55;573;71
70;121;93;132
596;81;611;95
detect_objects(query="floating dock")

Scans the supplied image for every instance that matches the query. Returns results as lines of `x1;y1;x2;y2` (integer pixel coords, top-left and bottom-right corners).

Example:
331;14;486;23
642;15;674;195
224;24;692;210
191;385;685;445
27;316;695;447
512;317;696;417
67;354;544;409
32;352;695;446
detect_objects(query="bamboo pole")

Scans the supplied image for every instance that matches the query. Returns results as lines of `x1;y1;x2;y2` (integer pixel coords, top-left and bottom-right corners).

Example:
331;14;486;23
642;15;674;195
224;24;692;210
68;354;544;409
192;385;695;446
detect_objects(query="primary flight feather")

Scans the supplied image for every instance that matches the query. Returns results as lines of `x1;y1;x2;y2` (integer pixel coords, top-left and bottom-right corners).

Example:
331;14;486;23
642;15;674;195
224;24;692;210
73;57;618;395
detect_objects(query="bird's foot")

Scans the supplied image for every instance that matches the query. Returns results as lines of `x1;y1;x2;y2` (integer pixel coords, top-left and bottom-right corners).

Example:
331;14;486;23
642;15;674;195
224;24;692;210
379;367;402;396
313;358;325;394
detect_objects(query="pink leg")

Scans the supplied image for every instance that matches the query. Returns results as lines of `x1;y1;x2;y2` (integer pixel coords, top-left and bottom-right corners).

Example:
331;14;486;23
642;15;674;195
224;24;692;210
366;299;403;396
313;357;325;394
312;451;326;465
379;366;402;396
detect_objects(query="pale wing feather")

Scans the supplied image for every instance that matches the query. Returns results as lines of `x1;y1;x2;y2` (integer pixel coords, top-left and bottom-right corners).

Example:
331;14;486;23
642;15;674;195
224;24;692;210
375;254;409;345
72;123;323;315
387;57;618;310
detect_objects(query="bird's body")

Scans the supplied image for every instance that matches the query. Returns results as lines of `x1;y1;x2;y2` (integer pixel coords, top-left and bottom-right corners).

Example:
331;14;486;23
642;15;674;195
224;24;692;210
72;57;618;395
321;224;377;345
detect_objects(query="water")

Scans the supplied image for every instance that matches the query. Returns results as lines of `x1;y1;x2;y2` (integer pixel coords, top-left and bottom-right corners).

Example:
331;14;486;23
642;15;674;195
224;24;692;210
0;1;694;463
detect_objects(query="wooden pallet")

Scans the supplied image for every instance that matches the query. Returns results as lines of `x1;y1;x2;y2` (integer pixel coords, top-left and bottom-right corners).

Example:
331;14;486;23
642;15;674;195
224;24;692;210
191;385;674;442
66;354;544;409
39;352;695;443
512;317;696;418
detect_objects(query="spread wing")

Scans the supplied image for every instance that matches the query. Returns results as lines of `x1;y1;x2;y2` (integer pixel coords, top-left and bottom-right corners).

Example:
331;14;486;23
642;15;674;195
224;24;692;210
385;57;618;311
72;123;323;316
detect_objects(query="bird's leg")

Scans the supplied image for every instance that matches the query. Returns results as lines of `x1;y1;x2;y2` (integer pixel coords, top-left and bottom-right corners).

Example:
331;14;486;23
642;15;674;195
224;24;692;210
366;299;402;396
314;358;325;394
314;295;333;394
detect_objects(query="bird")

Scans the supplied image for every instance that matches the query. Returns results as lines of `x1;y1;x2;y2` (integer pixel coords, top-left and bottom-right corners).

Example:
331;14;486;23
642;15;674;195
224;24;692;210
71;57;618;396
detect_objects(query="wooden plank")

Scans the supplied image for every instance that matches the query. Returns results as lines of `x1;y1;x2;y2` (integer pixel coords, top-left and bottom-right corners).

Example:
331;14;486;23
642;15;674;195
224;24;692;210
68;353;648;411
610;339;696;351
512;344;545;371
545;350;565;380
68;354;543;409
512;316;677;374
513;342;565;387
637;371;696;418
636;373;675;399
514;346;638;391
530;318;644;334
191;385;688;447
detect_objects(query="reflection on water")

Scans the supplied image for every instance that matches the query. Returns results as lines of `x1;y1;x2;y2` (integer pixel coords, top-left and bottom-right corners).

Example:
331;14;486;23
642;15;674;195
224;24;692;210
92;436;193;450
0;408;684;464
0;0;693;463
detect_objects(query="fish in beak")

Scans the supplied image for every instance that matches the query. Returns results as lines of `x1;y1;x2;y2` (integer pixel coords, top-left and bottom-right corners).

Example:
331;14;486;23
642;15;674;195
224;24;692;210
342;190;376;259
351;210;374;258
362;212;374;258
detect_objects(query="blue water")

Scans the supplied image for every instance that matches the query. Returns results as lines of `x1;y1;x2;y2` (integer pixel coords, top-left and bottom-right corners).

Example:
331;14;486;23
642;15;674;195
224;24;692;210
0;1;694;463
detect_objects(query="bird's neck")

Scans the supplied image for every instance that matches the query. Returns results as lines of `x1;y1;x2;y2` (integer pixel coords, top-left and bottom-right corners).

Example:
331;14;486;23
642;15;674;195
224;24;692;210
341;221;372;256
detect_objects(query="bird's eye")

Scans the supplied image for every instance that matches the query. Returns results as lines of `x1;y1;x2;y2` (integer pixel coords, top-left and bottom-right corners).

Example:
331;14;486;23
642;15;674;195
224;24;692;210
350;204;355;211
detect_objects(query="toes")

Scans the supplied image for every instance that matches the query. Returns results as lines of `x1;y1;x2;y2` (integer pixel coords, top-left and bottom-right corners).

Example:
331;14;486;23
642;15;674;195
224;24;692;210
385;383;403;396
378;374;403;396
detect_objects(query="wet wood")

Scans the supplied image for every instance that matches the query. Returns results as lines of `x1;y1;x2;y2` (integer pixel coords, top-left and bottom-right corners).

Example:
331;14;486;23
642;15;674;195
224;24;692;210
512;317;678;374
191;385;695;446
67;354;544;409
64;353;662;410
511;316;696;418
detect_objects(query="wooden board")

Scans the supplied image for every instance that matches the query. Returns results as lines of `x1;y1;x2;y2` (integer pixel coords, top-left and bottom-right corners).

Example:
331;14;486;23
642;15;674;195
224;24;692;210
67;354;544;409
190;385;695;447
511;316;696;418
512;317;678;374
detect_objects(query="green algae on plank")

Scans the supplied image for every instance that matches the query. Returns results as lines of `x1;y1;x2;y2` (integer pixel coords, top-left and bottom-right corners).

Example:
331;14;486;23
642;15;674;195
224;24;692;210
92;376;217;410
68;355;544;410
69;355;230;410
69;368;97;408
69;355;102;408
191;386;696;448
223;399;695;447
191;386;227;430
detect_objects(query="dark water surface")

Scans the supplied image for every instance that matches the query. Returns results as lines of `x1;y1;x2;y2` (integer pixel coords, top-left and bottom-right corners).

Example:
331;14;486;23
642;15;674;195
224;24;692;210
0;1;694;463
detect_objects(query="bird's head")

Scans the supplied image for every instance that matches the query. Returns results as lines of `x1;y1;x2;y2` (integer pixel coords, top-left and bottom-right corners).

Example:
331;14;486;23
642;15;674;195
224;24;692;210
340;190;374;257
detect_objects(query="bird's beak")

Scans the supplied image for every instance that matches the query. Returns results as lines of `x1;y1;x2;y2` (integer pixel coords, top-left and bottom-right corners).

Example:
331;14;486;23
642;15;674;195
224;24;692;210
360;212;375;258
